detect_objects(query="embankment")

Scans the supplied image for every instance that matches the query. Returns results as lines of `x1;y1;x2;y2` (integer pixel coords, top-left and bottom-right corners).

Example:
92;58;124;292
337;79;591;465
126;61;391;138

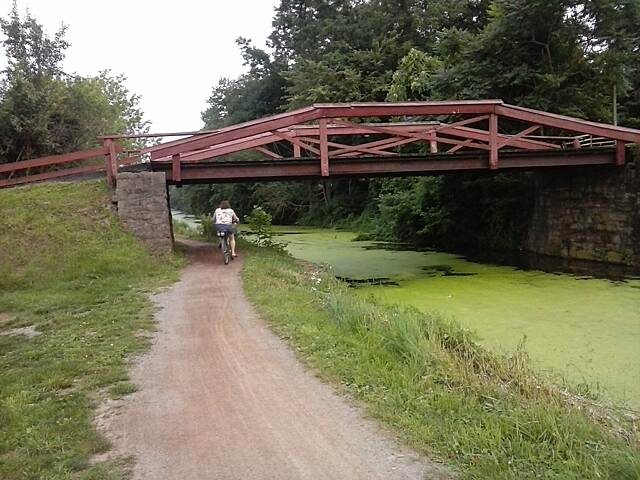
0;181;181;479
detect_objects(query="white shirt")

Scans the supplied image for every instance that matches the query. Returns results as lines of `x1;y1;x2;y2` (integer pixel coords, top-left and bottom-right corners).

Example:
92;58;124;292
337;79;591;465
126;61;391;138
214;208;237;225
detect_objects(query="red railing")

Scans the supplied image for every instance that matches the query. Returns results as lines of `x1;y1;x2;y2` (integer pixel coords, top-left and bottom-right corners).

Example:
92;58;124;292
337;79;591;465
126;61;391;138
0;141;139;189
142;100;639;183
2;100;639;188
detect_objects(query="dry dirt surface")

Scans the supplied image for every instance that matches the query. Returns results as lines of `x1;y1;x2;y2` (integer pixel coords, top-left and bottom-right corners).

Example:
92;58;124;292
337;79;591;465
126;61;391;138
98;241;451;479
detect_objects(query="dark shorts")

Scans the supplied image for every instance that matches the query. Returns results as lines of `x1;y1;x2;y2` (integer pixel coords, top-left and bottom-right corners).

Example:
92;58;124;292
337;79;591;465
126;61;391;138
215;224;234;236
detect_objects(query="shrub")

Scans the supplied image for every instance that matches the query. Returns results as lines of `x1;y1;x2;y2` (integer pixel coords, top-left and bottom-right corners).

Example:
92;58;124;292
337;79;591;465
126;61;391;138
245;206;282;249
199;215;218;242
172;219;201;240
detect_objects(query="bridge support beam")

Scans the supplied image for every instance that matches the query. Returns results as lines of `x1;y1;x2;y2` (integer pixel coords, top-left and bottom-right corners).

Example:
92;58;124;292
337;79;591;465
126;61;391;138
527;148;639;269
319;118;329;177
114;172;174;253
104;138;118;188
489;113;498;169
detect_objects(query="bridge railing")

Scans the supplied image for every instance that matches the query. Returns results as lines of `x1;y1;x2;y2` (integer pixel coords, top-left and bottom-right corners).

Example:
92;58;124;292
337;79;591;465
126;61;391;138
141;101;638;184
2;100;639;188
574;134;616;149
0;141;145;189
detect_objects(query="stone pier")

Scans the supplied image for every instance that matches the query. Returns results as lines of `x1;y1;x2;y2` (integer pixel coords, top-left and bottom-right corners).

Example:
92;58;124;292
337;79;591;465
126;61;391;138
526;149;639;269
114;172;174;253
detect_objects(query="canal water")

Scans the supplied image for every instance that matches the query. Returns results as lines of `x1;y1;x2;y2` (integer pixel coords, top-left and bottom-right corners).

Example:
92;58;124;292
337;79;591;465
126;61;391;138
272;227;640;410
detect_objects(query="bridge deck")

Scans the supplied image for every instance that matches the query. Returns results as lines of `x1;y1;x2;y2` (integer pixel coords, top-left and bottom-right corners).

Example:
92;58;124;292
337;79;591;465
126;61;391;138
147;148;617;184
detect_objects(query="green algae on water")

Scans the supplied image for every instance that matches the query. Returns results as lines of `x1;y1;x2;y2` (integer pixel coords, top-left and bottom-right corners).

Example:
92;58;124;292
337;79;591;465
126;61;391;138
274;227;640;409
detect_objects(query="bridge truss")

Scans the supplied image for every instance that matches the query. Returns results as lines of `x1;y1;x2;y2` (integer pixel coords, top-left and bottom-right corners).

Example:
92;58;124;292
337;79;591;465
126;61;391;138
2;100;640;188
142;100;640;184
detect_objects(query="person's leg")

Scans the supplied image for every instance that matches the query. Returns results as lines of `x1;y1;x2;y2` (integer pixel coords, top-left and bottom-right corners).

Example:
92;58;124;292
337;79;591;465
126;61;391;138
230;233;236;257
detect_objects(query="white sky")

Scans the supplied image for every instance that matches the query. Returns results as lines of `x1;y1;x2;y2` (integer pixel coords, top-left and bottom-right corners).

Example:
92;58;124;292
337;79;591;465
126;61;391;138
1;0;280;133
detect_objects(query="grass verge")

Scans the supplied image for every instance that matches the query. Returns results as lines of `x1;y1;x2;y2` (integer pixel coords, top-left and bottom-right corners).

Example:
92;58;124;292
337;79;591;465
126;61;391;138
172;219;202;240
0;181;182;479
241;243;640;479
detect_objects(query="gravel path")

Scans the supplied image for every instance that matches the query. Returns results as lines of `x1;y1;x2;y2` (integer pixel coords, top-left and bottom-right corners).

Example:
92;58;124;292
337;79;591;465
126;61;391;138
98;241;450;479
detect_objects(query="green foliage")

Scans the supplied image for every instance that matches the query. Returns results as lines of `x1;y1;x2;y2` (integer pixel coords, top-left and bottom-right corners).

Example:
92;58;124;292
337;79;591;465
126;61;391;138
243;246;640;479
171;178;373;229
0;2;68;80
0;5;150;163
0;181;181;479
245;206;279;248
199;215;218;242
372;177;450;243
201;38;286;129
440;173;536;251
387;48;443;101
433;0;640;121
172;218;203;241
172;182;305;224
171;216;219;242
284;59;365;107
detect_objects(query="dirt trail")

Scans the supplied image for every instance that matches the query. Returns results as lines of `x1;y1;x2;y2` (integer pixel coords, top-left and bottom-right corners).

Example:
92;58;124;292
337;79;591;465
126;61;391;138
100;241;450;479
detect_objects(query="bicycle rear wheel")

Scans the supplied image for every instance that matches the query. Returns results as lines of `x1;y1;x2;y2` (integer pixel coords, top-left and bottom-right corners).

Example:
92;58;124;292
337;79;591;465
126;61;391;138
221;235;230;265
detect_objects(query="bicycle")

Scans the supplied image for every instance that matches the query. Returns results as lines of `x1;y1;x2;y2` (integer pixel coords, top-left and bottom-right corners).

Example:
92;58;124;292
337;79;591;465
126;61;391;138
217;229;232;265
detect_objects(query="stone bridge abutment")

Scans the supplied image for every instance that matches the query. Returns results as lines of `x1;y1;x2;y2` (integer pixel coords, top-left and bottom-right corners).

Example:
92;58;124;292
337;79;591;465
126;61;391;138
114;172;174;253
526;149;639;269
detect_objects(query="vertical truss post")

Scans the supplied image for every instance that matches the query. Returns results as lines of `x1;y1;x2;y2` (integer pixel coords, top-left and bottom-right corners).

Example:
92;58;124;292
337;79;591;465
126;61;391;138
489;113;498;169
172;153;182;184
104;138;116;187
615;140;626;166
293;143;301;158
429;131;438;153
109;140;118;180
319;118;329;177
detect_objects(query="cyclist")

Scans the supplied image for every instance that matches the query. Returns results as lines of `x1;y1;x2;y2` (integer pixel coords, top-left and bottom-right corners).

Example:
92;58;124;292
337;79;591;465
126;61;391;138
213;200;239;258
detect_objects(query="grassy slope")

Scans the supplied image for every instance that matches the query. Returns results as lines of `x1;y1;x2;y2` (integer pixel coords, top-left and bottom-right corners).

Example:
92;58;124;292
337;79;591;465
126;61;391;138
0;181;182;479
242;244;640;479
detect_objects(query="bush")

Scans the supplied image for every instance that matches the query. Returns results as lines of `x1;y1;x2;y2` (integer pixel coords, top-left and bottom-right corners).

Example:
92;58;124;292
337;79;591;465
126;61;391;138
245;206;281;248
172;219;202;240
199;215;218;242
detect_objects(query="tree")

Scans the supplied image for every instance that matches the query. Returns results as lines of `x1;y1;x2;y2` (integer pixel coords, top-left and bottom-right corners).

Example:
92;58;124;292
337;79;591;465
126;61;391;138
0;4;150;163
0;4;69;162
433;0;639;123
0;2;68;81
387;48;443;101
202;38;286;128
582;0;640;127
269;0;358;63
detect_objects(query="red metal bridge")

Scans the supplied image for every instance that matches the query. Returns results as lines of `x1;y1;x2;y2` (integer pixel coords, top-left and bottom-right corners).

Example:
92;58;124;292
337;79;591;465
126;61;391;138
2;100;640;189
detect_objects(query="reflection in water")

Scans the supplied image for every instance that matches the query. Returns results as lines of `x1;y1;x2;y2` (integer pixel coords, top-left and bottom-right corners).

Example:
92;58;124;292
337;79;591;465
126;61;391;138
420;265;477;277
336;276;399;286
274;226;640;409
349;236;639;281
466;250;640;282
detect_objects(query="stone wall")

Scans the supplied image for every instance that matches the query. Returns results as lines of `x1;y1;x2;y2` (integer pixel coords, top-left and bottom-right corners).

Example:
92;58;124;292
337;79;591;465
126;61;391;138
526;149;639;268
114;172;174;253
